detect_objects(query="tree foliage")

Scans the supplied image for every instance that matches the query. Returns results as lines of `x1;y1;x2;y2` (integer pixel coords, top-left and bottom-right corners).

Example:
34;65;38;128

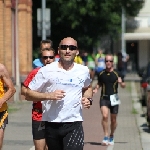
32;0;144;52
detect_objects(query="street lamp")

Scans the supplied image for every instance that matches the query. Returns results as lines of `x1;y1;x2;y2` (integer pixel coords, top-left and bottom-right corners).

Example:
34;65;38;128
121;6;126;54
42;0;46;40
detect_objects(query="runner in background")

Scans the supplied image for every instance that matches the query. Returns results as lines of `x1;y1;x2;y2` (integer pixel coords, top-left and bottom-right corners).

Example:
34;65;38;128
21;47;55;150
87;52;95;81
94;54;125;146
74;54;83;64
113;52;118;69
33;40;53;68
81;51;88;66
95;49;106;79
55;54;60;62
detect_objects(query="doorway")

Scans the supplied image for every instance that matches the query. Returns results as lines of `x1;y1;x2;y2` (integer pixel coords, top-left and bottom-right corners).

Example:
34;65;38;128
126;41;138;72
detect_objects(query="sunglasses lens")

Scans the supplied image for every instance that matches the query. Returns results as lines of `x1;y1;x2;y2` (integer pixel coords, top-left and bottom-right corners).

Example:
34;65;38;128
105;60;113;62
49;56;54;59
43;56;54;59
60;45;67;50
60;45;77;51
69;45;77;50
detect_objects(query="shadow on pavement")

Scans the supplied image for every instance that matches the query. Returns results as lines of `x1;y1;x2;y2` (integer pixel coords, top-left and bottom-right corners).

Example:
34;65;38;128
143;128;150;133
84;142;101;145
114;142;128;144
140;113;146;117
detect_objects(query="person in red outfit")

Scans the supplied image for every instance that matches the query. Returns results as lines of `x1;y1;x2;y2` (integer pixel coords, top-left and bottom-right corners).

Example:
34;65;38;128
21;47;55;150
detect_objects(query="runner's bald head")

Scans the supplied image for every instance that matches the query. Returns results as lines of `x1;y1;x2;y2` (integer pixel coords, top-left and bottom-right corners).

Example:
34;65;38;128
59;37;78;47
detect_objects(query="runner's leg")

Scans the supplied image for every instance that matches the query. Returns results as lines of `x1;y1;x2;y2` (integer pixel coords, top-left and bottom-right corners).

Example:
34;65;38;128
100;106;109;136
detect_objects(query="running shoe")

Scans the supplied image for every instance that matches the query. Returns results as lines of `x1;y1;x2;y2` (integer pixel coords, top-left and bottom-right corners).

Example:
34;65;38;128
101;136;109;146
108;136;114;145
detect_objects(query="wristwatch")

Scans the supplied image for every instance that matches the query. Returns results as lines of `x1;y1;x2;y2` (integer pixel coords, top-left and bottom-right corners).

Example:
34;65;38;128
87;98;93;105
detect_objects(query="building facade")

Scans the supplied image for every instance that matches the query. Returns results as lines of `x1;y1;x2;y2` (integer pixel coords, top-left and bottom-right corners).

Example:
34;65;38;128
125;0;150;70
0;0;32;83
113;0;150;72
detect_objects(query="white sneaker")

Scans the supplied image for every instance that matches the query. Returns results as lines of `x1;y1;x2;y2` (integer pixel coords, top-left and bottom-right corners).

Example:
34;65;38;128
102;136;109;146
108;136;114;145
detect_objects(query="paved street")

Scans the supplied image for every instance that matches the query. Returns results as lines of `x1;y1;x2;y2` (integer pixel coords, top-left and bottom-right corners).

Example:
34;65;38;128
3;80;150;150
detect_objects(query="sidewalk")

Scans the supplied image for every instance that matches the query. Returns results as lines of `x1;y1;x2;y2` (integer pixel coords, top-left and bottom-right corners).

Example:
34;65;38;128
111;83;142;150
3;101;33;150
2;81;149;150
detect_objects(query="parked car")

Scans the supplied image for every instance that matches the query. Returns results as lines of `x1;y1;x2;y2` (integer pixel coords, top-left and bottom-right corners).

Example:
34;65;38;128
138;61;150;126
146;77;150;126
138;61;150;105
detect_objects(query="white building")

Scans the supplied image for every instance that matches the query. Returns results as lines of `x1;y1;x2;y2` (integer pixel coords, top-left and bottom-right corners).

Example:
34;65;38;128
124;0;150;71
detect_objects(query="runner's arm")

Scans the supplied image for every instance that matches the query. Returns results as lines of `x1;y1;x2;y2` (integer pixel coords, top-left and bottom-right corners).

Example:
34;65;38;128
118;77;126;88
21;68;41;97
95;58;98;66
82;85;93;108
25;88;65;102
21;85;27;95
0;64;16;107
82;84;93;98
25;88;51;101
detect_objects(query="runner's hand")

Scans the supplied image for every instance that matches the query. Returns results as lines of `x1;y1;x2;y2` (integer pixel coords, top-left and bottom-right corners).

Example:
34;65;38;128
118;77;122;83
50;90;66;100
120;82;126;88
93;88;98;94
82;97;90;109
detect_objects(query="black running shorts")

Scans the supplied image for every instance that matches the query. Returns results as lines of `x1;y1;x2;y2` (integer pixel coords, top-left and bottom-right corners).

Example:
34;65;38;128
45;121;84;150
32;120;45;140
100;99;119;114
0;110;8;129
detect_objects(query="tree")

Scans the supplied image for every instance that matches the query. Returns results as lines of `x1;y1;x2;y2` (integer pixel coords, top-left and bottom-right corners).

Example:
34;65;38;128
32;0;144;53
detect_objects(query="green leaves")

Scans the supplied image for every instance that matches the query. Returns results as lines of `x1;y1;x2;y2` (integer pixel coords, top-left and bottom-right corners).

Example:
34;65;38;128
33;0;144;50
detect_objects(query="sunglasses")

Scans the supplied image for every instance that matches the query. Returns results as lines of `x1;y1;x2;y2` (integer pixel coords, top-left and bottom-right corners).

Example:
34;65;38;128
42;56;54;59
105;60;113;63
60;45;78;51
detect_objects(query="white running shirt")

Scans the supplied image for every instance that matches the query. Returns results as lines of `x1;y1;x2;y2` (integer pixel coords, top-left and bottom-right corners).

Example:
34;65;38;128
28;62;91;122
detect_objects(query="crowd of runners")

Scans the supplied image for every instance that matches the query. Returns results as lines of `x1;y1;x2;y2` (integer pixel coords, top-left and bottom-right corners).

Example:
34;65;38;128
0;37;128;150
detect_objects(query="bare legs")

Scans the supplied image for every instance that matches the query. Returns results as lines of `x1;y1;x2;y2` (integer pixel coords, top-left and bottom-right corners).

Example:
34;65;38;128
0;129;4;150
100;106;117;137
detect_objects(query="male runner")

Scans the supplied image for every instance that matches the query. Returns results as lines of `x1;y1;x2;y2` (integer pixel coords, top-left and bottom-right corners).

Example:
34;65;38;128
0;64;16;149
94;54;125;146
25;37;93;150
21;47;55;150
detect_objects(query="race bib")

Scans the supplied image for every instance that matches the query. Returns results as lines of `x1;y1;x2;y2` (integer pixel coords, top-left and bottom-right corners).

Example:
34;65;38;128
110;94;121;106
98;61;105;68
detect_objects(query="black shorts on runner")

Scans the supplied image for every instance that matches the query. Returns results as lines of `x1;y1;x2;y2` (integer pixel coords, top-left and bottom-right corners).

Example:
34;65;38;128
0;110;8;129
32;120;45;140
100;99;119;114
45;121;84;150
